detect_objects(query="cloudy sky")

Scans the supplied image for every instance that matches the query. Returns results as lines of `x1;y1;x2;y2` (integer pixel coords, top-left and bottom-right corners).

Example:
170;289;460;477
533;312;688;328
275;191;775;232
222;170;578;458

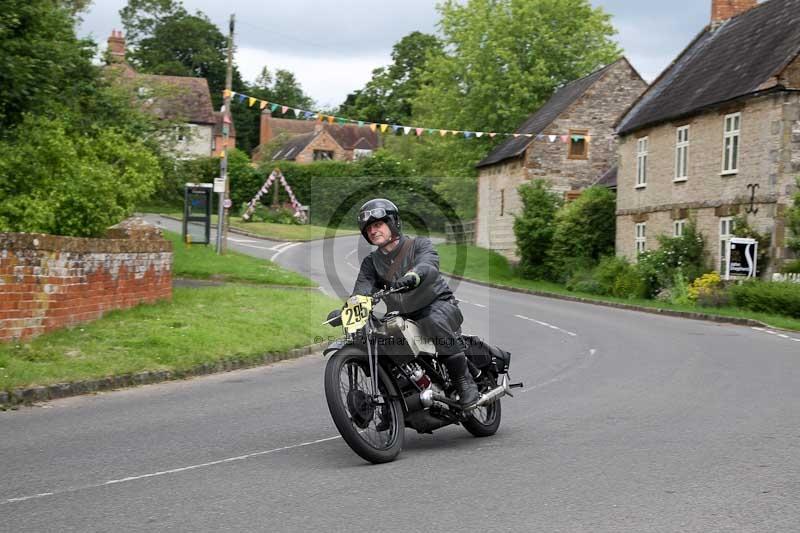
79;0;715;109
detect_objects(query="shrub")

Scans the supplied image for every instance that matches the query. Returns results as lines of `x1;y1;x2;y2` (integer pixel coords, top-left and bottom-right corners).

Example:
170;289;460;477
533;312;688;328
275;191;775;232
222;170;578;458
513;180;561;279
594;255;646;299
786;177;800;253
0;116;161;237
782;260;800;274
687;272;728;307
729;281;800;318
635;222;707;297
548;186;616;280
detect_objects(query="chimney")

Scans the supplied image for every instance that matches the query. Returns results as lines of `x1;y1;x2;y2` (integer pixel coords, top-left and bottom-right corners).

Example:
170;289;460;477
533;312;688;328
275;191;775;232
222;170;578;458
711;0;757;24
260;110;273;146
107;29;126;63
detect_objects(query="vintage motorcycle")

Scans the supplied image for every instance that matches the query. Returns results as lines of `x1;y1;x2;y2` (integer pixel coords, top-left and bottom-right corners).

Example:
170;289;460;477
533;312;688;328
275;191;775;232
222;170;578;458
323;287;522;464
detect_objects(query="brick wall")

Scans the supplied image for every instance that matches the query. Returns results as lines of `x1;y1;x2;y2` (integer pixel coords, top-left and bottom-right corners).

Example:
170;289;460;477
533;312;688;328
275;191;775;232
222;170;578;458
295;130;348;163
0;218;172;342
616;92;800;271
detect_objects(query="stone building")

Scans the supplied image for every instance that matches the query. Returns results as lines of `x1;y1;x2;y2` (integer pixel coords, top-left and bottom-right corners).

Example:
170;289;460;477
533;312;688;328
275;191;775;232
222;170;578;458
474;58;647;259
252;111;380;164
615;0;800;274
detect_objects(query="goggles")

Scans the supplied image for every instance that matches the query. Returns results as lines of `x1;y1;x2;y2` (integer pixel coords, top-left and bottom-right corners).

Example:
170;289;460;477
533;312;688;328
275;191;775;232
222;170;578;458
359;208;389;223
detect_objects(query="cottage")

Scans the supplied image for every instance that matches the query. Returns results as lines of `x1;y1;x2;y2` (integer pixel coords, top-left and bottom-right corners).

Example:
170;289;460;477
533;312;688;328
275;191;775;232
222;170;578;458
252;111;380;164
474;58;647;259
615;0;800;275
105;30;225;158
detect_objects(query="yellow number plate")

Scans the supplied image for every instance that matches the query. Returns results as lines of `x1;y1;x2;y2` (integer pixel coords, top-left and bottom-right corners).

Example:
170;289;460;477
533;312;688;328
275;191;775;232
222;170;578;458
342;295;373;334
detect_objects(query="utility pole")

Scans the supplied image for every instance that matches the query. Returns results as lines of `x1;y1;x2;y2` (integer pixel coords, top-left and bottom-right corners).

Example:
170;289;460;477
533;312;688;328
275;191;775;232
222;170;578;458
217;13;235;254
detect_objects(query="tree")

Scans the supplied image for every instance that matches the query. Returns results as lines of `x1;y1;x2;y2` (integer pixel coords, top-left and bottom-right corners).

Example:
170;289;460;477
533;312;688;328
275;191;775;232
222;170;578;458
513;180;562;279
119;0;186;46
412;0;622;134
787;178;800;254
0;0;97;131
340;32;443;124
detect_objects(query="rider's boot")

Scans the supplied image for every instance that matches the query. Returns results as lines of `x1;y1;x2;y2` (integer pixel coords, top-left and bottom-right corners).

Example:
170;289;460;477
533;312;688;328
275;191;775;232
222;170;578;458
444;352;480;407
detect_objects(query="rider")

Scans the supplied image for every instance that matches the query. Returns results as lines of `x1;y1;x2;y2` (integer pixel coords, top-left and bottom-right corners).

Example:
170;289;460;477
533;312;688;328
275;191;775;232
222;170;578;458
351;198;480;407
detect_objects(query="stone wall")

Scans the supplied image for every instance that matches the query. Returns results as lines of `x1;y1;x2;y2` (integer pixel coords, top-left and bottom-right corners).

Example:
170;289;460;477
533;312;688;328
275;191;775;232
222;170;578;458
616;92;800;271
295;130;348;163
476;59;647;259
0;219;172;342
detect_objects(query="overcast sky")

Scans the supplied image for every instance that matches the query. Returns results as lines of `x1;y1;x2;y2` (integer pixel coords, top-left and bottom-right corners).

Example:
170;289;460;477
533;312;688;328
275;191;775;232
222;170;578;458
79;0;715;110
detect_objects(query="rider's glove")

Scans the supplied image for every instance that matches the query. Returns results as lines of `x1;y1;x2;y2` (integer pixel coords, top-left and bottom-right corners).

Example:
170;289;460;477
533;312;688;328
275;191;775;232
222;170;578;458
391;271;420;291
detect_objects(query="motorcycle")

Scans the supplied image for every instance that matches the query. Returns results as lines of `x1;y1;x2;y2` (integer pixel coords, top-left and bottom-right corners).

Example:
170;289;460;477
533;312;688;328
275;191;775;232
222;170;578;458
323;287;522;464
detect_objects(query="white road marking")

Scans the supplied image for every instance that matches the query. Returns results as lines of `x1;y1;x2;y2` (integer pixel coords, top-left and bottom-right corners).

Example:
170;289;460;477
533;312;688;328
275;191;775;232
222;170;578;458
751;326;800;343
514;314;578;337
2;435;342;506
345;248;360;272
472;303;487;308
228;237;259;243
271;241;296;251
270;242;302;261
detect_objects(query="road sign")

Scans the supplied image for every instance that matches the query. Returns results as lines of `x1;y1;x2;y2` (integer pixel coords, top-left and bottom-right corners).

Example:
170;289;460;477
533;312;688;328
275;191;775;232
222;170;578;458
213;178;226;193
223;198;232;209
725;237;758;280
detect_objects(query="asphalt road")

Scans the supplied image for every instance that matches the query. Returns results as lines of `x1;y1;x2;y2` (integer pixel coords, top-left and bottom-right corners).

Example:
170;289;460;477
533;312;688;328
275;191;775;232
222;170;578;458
2;221;799;532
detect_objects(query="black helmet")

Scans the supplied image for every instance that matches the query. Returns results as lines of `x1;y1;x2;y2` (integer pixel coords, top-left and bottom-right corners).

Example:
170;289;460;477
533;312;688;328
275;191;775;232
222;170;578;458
357;198;401;244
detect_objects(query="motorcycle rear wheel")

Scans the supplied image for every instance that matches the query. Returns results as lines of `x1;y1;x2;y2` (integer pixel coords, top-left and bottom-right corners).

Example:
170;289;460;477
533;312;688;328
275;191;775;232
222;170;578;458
324;348;405;464
462;373;502;437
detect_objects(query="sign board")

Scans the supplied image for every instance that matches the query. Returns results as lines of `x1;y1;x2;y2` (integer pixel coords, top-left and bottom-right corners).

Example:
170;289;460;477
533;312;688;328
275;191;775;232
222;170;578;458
725;237;758;280
183;183;213;245
223;198;232;209
213;177;226;193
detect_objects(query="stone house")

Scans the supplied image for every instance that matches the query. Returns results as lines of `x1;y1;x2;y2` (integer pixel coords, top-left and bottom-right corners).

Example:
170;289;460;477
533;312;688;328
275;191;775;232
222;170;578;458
251;110;380;164
105;30;225;158
615;0;800;274
474;58;647;259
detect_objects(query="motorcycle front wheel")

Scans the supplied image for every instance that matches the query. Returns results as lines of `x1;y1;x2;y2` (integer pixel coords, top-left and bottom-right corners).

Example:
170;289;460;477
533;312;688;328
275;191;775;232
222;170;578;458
324;348;405;464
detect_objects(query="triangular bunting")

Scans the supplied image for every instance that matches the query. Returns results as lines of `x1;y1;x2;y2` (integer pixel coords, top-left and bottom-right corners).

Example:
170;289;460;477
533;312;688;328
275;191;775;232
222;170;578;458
282;106;289;114
476;132;484;138
416;128;424;136
223;89;231;99
548;135;557;143
403;126;411;135
439;130;447;137
260;101;267;110
489;132;497;138
380;124;389;133
270;103;279;112
370;123;377;132
248;97;256;107
560;135;569;143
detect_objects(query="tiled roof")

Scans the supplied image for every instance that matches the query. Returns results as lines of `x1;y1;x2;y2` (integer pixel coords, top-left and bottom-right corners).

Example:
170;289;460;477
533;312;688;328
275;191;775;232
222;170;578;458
592;166;617;189
326;125;379;151
476;59;625;168
618;0;800;134
135;74;216;125
271;132;318;161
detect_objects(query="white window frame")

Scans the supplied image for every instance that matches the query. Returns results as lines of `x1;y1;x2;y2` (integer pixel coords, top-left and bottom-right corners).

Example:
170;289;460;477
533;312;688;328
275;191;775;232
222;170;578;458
635;223;647;254
719;217;734;273
722;113;741;175
674;126;689;182
636;137;648;188
673;219;687;237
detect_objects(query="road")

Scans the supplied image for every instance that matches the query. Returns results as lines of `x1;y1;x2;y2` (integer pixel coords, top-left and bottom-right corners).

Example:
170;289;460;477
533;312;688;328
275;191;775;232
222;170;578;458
2;218;799;532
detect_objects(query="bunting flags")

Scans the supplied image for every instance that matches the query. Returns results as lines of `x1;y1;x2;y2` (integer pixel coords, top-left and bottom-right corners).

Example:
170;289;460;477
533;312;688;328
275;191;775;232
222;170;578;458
226;90;593;143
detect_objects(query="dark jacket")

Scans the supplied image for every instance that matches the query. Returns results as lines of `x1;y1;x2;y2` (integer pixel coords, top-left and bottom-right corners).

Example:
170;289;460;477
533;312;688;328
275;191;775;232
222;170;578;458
352;235;454;315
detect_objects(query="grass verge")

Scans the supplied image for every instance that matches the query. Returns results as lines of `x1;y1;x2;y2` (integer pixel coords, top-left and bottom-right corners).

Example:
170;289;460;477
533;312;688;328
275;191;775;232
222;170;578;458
0;228;342;392
436;243;800;332
164;231;314;286
0;286;338;391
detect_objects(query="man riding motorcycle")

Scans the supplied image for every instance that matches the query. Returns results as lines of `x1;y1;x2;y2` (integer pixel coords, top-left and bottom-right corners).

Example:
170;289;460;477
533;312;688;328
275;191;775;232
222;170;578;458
351;198;480;407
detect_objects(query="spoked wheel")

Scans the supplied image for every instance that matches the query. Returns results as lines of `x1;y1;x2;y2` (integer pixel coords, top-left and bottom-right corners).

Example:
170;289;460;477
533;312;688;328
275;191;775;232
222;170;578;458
324;348;405;464
462;372;502;437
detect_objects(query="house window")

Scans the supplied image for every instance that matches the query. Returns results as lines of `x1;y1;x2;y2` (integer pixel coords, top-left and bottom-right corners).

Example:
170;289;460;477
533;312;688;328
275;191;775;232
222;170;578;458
722;113;741;174
636;137;648;187
635;223;647;254
719;217;735;273
673;219;687;237
353;149;373;160
500;189;505;217
568;130;589;159
675;126;689;181
211;137;217;151
313;150;334;161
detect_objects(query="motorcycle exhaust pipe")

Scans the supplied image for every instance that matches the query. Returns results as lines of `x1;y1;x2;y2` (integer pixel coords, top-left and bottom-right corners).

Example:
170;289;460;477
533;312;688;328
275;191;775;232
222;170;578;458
475;374;514;408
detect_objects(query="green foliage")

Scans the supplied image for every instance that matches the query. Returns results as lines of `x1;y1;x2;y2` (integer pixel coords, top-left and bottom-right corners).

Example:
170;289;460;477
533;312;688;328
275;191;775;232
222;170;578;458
413;0;622;134
513;180;561;279
635;222;707;297
548;186;616;281
340;32;444;125
0;0;97;130
729;281;800;318
565;255;646;299
782;260;800;274
731;214;771;274
0;116;161;237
